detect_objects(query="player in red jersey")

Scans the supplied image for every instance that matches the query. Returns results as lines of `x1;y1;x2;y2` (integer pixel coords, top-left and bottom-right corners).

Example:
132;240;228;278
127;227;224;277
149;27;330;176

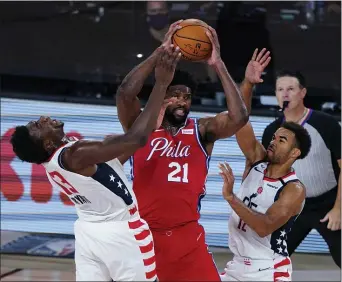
116;20;271;281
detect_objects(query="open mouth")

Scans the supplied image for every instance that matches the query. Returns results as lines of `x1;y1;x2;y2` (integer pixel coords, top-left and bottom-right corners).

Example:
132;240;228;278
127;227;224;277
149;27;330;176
174;108;186;116
267;146;274;153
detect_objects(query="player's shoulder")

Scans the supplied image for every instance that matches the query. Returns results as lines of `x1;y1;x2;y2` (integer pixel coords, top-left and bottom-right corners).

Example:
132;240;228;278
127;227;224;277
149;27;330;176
283;179;306;195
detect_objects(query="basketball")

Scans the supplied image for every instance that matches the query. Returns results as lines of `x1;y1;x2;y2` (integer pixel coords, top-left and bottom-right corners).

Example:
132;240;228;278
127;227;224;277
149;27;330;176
172;19;212;61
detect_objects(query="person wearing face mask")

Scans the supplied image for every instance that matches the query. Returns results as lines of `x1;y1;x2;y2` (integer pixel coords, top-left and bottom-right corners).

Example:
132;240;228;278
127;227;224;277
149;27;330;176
261;70;341;268
146;1;170;43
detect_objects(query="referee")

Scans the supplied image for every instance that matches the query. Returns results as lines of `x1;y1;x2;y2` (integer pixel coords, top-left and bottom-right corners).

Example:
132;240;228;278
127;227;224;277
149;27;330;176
262;70;341;267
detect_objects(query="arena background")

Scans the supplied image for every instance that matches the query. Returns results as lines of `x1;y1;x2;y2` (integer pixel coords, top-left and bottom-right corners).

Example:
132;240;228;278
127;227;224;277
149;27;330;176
0;1;341;280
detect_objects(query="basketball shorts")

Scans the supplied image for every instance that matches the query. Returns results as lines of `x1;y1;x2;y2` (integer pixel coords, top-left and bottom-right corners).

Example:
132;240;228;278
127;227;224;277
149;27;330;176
74;218;157;281
220;255;292;281
152;222;220;281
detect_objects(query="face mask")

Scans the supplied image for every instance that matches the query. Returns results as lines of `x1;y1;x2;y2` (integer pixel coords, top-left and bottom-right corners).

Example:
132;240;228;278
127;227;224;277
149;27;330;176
147;14;169;30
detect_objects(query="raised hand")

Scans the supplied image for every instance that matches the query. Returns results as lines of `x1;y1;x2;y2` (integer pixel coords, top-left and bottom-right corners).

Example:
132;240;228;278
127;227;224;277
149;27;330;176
245;48;271;84
219;162;235;201
155;45;182;86
155;97;178;129
205;26;221;66
162;20;183;46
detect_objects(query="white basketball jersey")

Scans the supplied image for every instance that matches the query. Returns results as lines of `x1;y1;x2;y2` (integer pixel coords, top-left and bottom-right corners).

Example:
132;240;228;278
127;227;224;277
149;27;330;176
43;141;140;222
228;161;303;260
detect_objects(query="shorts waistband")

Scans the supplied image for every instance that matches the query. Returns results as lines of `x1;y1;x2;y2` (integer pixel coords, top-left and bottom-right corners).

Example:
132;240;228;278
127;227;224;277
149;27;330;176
233;255;291;266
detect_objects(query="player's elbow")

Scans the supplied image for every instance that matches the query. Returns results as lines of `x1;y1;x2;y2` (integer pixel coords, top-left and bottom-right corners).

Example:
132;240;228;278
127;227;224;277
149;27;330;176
230;108;249;129
256;227;271;238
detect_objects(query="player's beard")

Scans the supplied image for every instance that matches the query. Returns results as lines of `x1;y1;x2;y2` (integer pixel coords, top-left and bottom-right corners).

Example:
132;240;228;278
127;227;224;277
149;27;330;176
164;106;189;127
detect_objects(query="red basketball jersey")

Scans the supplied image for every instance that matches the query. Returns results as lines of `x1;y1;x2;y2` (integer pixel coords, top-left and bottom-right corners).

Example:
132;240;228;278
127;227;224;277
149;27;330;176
131;118;209;230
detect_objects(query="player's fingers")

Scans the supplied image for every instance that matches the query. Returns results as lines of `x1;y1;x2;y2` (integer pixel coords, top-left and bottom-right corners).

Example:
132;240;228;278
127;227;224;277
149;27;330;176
251;48;258;61
166;21;183;38
327;218;333;230
320;214;329;222
218;164;227;177
259;51;270;65
223;162;233;173
207;26;219;45
172;52;182;68
262;57;271;69
219;172;229;183
256;48;266;62
205;30;214;44
170;19;183;29
164;44;173;55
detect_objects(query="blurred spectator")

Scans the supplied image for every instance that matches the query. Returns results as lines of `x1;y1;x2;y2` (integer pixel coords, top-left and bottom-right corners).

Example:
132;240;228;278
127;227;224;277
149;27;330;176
146;1;170;43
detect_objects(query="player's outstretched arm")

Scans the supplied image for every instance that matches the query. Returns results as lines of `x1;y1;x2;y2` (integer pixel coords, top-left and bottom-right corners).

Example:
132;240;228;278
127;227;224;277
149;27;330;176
116;20;183;132
235;48;272;166
220;162;305;238
64;46;182;172
198;26;248;143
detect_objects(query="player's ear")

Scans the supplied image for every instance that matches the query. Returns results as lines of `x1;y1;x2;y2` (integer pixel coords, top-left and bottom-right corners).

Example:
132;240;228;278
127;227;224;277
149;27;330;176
44;139;56;152
290;147;301;160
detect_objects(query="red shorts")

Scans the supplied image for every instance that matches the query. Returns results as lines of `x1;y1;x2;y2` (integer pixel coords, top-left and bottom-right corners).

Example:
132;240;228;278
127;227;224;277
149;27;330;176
152;222;220;281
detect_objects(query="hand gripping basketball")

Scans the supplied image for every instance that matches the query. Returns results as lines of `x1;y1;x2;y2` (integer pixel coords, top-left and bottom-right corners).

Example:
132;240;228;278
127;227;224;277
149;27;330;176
162;20;183;46
155;45;182;86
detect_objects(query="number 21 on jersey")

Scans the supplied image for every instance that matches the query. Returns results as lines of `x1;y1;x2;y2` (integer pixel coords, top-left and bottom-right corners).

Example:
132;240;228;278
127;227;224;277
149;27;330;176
168;162;189;183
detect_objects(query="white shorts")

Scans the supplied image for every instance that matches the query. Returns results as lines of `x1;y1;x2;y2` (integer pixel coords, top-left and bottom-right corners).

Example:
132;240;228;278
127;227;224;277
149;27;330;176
74;218;157;281
220;255;292;281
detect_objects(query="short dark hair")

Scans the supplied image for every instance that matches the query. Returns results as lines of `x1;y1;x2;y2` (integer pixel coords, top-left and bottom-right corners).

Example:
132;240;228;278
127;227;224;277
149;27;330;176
281;121;311;159
168;69;197;94
276;70;306;89
10;126;49;164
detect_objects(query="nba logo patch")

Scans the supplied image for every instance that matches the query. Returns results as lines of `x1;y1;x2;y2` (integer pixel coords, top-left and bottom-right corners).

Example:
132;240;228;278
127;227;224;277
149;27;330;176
257;187;263;194
182;129;193;135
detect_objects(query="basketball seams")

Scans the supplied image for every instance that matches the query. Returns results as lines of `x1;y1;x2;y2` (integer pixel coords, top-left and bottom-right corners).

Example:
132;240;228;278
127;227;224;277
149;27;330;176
175;24;211;44
174;33;211;45
172;36;209;59
172;20;212;61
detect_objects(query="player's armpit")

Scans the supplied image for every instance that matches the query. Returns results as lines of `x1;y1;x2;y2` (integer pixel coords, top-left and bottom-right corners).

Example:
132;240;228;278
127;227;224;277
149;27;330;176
199;110;248;143
118;152;133;165
261;181;306;236
235;122;266;164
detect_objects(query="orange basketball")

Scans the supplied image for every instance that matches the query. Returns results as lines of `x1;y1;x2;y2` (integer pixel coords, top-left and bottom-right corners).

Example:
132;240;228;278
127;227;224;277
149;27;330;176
172;19;212;61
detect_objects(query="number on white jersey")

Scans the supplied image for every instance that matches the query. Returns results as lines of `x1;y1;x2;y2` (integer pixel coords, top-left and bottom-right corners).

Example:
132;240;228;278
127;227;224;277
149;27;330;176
49;171;79;195
168;162;189;183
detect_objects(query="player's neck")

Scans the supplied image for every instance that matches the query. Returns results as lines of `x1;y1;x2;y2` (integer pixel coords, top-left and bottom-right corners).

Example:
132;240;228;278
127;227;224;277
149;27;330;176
61;135;74;144
161;119;185;135
265;163;292;180
283;104;307;124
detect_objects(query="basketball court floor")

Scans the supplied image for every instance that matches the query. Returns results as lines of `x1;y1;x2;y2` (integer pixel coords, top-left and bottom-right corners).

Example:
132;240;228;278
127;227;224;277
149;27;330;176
1;232;341;281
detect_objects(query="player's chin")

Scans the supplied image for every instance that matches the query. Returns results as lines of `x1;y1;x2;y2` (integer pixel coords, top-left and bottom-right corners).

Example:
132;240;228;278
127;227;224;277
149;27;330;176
174;114;187;123
266;150;274;161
